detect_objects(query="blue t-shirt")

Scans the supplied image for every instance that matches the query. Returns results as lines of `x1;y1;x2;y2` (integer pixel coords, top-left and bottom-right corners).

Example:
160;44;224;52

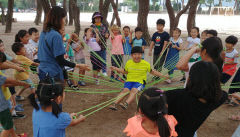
132;37;147;47
151;31;170;55
38;29;66;80
33;105;71;137
123;36;132;55
0;75;9;112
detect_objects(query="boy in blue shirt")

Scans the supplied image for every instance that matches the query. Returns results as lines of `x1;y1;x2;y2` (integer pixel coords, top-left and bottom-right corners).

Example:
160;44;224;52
149;19;170;80
122;26;133;64
132;27;147;59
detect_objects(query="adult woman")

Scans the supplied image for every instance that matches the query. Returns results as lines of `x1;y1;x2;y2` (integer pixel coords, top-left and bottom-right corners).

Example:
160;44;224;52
165;61;228;137
38;6;89;81
90;12;109;76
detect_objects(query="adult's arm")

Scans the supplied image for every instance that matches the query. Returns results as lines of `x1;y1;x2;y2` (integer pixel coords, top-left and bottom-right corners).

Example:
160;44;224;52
56;54;76;68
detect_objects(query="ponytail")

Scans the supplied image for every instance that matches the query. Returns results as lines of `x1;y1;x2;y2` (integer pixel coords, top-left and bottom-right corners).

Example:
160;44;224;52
157;114;170;137
15;30;28;42
28;93;39;110
15;33;21;42
51;100;61;118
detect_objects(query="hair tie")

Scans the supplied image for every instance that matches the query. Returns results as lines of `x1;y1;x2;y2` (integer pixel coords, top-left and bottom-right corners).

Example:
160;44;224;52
156;89;164;93
157;111;162;115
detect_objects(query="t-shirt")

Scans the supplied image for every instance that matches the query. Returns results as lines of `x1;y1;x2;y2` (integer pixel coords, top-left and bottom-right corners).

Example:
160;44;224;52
151;31;170;55
38;29;66;80
187;37;201;60
111;35;124;55
223;49;239;76
0;75;9;112
132;38;147;47
0;71;11;100
165;89;228;137
29;39;39;59
124;115;178;137
1;53;13;74
125;59;151;84
84;37;101;52
71;40;85;60
33;105;71;137
123;36;132;55
14;55;33;81
64;34;74;57
25;43;38;60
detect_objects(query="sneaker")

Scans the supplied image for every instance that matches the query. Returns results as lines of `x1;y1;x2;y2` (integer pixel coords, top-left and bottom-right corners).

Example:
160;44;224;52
180;77;186;82
15;105;24;113
16;104;24;107
67;80;73;87
78;81;86;86
18;133;27;137
165;79;172;84
119;102;128;110
12;113;26;119
70;85;79;90
102;72;108;77
96;80;100;85
15;96;25;101
109;103;118;111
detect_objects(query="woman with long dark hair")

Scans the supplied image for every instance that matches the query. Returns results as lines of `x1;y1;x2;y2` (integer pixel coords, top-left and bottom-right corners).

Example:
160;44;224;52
38;6;89;81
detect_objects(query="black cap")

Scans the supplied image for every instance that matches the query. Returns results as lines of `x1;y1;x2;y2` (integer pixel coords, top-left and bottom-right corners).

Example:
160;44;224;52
131;46;144;54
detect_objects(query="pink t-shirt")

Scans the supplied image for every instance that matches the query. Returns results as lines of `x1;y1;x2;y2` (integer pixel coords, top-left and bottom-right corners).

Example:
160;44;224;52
124;115;178;137
111;35;124;55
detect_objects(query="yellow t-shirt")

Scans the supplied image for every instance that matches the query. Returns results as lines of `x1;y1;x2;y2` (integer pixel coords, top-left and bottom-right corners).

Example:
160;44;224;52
0;71;11;100
124;59;151;84
14;55;33;81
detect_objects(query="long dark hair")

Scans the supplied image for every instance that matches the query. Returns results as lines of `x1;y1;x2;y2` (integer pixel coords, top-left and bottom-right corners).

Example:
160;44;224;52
201;37;224;72
15;30;28;42
28;79;64;118
43;6;67;33
0;51;6;63
138;87;170;137
192;27;200;38
187;61;222;103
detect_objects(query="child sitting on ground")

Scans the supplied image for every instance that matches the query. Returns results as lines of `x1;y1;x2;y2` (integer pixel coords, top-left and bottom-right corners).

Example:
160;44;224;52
164;28;183;84
109;46;168;110
84;28;102;85
221;35;238;84
29;79;85;137
70;33;86;86
124;87;178;137
12;42;39;99
132;27;147;59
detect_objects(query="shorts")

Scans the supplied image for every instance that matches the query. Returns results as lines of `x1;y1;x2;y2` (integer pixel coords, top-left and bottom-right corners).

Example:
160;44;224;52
221;73;232;84
9;87;16;95
90;51;102;71
124;82;145;91
0;109;14;130
75;58;85;64
22;79;34;89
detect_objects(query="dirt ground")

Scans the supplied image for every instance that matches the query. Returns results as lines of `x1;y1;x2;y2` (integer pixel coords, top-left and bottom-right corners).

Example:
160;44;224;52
0;21;240;137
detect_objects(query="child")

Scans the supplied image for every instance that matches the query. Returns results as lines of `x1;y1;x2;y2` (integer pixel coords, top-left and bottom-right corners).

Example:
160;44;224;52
206;29;218;38
149;19;170;79
12;42;39;99
28;27;39;61
84;28;102;85
122;26;133;64
109;46;168;110
132;27;147;59
164;28;183;84
221;35;239;84
64;33;75;63
28;80;85;137
124;87;178;137
201;30;208;42
0;51;30;137
70;33;86;86
110;24;124;80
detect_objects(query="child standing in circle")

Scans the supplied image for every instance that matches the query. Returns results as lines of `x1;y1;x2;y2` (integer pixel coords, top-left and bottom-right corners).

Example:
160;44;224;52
124;87;178;137
132;27;147;59
122;26;133;65
164;28;183;84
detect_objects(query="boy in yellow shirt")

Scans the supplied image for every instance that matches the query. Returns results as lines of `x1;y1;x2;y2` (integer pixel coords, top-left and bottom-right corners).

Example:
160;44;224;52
109;46;168;110
12;42;39;98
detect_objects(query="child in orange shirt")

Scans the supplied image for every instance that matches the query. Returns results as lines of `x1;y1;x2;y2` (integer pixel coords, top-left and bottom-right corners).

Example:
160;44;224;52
124;87;178;137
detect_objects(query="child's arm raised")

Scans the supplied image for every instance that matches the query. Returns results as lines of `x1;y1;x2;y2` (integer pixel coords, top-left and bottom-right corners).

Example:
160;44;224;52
110;66;128;74
150;69;169;79
68;113;86;127
129;30;133;44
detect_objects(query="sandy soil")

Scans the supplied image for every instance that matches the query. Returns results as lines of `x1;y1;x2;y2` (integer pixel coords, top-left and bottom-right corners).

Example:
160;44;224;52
0;21;240;137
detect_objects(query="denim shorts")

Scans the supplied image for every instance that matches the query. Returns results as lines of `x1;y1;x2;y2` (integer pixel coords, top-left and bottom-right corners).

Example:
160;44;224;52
22;79;35;89
124;82;145;91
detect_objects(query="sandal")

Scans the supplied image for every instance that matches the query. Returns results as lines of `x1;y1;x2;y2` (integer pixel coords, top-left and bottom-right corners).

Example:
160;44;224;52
119;102;128;110
228;99;240;107
229;115;240;121
109;103;118;111
18;133;27;137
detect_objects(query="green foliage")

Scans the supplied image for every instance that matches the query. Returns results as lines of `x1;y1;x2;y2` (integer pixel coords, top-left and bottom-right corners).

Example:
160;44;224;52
0;0;8;8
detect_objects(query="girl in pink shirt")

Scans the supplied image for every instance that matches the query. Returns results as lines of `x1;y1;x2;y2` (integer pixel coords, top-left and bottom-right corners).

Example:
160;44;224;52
124;87;178;137
110;25;124;80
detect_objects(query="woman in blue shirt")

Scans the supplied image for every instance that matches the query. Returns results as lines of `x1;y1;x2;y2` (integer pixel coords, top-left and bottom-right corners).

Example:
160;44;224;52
38;6;89;81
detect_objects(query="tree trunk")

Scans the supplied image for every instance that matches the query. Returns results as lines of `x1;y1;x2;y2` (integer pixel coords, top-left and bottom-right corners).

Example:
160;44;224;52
187;0;200;35
50;0;56;6
137;0;150;45
68;0;74;25
219;0;222;7
99;0;104;13
42;0;51;21
72;0;80;35
181;0;185;9
0;2;5;25
101;0;111;26
5;0;14;33
235;0;240;14
63;0;68;24
110;0;121;27
34;0;43;25
110;14;115;26
166;0;191;35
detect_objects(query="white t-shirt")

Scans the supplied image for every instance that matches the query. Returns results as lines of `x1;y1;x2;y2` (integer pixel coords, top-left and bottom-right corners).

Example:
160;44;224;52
187;37;201;59
24;42;38;60
28;39;39;59
225;49;239;63
170;37;183;45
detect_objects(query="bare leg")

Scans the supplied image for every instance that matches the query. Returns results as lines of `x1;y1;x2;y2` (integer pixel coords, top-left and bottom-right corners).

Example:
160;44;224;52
16;88;26;96
125;88;138;105
114;88;130;104
1;128;17;137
